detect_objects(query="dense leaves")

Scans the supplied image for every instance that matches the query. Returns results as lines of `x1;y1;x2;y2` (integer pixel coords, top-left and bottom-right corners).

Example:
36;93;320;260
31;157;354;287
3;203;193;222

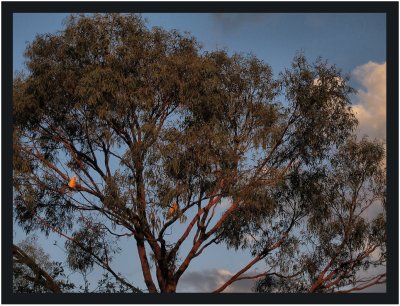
254;138;386;293
13;13;384;293
13;236;75;293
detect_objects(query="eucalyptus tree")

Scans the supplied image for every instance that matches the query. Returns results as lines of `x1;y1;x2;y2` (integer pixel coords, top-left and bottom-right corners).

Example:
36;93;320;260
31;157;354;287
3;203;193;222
250;138;386;293
13;236;74;293
13;13;384;293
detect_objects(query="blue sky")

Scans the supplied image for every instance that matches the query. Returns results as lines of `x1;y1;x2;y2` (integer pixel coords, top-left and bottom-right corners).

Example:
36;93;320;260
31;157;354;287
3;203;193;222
13;13;386;292
14;13;386;78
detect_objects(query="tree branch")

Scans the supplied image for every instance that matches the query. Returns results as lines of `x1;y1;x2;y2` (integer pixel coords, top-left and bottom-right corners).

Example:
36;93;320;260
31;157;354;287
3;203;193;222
334;273;386;293
213;231;289;293
13;244;62;293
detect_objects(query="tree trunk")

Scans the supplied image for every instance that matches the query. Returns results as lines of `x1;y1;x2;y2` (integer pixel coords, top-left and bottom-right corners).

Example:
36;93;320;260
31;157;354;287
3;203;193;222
136;236;158;293
156;264;177;293
163;280;177;293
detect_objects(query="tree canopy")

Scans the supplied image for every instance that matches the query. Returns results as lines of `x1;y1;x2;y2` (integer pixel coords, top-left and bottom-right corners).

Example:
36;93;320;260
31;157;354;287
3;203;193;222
13;13;386;293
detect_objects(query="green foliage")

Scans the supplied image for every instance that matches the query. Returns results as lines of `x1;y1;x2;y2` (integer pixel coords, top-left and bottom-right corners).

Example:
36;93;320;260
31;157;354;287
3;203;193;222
65;222;116;272
255;137;386;293
254;274;308;293
13;236;75;293
95;273;138;293
12;13;384;293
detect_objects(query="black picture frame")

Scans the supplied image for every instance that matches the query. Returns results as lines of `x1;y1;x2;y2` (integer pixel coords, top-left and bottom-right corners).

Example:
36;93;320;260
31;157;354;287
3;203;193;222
2;1;398;304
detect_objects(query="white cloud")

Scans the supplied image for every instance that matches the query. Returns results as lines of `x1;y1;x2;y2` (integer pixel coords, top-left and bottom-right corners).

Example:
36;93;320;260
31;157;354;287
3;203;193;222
313;76;344;88
177;268;257;293
219;197;233;210
351;61;386;140
177;267;386;293
350;62;387;294
360;283;386;293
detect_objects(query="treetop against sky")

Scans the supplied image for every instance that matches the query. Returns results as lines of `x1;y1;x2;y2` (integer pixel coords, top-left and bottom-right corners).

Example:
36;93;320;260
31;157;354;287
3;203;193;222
12;13;386;293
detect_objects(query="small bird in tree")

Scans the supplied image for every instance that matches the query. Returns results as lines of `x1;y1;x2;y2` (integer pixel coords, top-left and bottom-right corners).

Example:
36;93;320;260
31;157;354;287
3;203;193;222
68;175;77;189
59;175;78;194
167;202;178;220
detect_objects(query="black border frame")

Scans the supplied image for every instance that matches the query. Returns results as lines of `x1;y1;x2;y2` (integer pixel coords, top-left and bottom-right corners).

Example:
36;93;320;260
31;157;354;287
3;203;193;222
2;2;398;304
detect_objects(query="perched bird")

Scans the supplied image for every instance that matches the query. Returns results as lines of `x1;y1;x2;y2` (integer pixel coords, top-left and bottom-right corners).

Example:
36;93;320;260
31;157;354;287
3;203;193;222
68;175;77;189
167;202;178;219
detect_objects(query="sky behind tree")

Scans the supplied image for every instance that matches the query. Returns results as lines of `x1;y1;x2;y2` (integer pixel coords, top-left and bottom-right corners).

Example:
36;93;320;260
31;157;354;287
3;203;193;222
13;12;386;292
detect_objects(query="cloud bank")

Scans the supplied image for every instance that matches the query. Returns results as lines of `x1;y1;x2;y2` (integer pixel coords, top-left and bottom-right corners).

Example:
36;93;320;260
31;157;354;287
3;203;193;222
177;269;255;292
351;61;386;140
